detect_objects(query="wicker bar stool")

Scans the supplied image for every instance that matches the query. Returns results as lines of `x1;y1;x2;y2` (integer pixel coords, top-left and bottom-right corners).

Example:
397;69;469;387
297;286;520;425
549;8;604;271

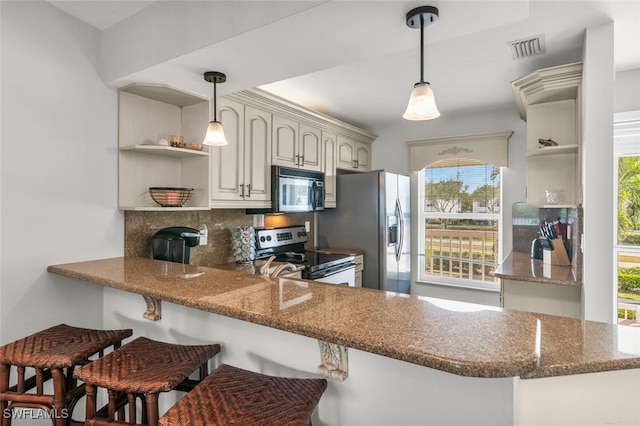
0;323;133;426
159;364;328;426
73;336;220;426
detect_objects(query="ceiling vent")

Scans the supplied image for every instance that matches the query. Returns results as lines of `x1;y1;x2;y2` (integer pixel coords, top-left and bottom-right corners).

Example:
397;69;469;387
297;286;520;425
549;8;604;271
506;35;545;59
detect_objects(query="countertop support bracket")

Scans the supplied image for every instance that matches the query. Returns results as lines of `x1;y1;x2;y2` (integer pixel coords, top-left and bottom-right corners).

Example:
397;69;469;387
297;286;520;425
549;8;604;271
317;340;348;381
142;295;162;321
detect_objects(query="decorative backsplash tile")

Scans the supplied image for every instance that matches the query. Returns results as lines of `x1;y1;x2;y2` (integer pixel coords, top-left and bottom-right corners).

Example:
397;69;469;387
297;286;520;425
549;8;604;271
125;210;315;267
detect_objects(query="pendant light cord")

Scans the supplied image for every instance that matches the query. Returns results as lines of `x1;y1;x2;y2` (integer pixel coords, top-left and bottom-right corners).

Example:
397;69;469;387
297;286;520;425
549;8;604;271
213;80;218;122
420;14;425;84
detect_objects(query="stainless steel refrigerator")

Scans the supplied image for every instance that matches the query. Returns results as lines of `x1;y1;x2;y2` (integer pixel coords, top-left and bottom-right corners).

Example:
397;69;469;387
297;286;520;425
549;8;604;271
317;171;411;293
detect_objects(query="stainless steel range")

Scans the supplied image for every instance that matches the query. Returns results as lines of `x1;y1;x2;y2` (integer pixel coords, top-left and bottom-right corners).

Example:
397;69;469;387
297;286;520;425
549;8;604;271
255;225;356;286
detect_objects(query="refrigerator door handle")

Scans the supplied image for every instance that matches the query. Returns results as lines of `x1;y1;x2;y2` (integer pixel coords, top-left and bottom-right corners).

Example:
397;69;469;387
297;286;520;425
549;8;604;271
395;198;404;262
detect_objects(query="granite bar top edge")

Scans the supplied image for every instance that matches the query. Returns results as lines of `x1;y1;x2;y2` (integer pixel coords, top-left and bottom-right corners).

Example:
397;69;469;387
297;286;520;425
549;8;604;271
48;257;640;381
494;251;582;287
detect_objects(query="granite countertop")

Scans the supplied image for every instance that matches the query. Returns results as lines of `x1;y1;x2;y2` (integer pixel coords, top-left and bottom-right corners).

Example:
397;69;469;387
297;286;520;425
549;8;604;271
48;257;640;379
494;251;580;287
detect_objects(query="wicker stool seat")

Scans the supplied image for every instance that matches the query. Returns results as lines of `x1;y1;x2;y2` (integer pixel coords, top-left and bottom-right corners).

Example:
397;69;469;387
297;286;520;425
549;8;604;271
74;336;220;426
0;323;133;426
159;364;328;426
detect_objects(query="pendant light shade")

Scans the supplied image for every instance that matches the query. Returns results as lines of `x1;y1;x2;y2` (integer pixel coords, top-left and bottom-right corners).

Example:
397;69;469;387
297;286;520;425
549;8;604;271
403;82;440;120
203;71;228;147
403;6;440;121
203;120;228;146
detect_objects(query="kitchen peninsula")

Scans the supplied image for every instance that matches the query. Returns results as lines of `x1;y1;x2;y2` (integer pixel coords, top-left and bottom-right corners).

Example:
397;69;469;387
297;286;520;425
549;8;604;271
49;257;640;425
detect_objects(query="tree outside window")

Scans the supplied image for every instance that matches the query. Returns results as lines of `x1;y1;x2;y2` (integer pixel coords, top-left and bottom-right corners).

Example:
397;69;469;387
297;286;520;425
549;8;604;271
421;160;500;285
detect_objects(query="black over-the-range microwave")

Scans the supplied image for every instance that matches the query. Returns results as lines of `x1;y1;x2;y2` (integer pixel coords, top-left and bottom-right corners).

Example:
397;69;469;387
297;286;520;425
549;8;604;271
247;166;325;214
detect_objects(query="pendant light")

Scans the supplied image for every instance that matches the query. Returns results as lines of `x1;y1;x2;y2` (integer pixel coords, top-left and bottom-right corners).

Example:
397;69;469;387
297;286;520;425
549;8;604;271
202;71;228;146
403;6;440;120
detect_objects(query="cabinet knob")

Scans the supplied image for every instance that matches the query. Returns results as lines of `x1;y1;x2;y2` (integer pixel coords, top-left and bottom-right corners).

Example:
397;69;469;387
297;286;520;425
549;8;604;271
246;184;251;198
300;155;304;166
240;184;245;198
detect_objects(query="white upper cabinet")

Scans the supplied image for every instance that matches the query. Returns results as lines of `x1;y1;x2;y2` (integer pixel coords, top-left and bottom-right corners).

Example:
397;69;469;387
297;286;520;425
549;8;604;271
271;115;322;171
337;135;371;172
243;106;271;203
511;62;583;207
299;124;322;171
322;131;337;208
210;99;271;208
117;84;210;211
119;86;376;210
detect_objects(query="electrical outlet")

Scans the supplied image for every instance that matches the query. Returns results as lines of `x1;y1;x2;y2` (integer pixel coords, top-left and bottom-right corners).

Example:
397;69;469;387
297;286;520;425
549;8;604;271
199;224;208;246
305;221;310;232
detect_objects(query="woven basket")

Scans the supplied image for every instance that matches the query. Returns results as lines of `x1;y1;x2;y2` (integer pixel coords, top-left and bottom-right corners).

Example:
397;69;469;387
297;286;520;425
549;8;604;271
149;187;193;207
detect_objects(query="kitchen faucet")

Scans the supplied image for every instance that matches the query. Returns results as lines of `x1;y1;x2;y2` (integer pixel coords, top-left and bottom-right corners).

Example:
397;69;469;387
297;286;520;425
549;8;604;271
270;263;298;278
259;256;276;276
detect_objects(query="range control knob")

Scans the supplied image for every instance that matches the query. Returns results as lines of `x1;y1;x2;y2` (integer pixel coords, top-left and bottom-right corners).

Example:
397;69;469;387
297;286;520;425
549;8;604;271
260;236;266;242
266;235;272;241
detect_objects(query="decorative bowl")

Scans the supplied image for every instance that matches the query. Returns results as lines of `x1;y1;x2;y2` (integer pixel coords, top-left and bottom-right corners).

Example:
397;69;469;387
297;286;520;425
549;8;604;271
149;187;193;207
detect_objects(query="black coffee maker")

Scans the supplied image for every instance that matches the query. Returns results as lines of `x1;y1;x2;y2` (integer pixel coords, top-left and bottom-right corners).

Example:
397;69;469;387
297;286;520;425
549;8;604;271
152;227;200;264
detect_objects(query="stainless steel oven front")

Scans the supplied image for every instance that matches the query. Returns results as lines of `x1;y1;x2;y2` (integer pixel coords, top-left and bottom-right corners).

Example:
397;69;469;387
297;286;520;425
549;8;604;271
305;262;356;286
254;225;356;286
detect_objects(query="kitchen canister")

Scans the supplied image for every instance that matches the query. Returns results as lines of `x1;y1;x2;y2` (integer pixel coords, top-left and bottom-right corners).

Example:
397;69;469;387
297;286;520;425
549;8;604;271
232;225;256;263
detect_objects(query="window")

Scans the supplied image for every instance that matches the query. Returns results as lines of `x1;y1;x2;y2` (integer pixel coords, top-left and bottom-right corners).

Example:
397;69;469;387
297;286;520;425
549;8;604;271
418;159;501;290
614;111;640;325
407;131;512;292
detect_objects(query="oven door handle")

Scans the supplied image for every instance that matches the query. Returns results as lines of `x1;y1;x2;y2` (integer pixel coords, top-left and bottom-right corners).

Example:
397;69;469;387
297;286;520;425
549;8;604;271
307;262;356;279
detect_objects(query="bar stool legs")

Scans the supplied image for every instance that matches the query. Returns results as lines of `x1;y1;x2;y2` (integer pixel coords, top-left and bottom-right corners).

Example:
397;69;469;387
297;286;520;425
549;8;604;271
0;324;133;426
74;337;221;426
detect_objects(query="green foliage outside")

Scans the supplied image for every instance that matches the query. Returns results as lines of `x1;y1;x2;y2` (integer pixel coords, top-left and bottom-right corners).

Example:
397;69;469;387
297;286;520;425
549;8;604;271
615;156;639;320
617;267;640;320
424;166;500;215
618;156;640;241
619;273;640;293
618;308;636;320
620;233;640;246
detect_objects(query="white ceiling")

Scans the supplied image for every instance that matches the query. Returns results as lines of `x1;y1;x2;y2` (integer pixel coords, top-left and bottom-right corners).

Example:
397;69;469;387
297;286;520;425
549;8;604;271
48;0;640;135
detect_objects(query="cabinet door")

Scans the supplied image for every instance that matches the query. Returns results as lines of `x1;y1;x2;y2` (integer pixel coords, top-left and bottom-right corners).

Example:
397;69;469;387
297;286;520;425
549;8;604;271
322;131;337;207
272;115;298;168
210;98;244;202
299;124;322;171
355;142;371;171
244;106;271;202
336;135;356;171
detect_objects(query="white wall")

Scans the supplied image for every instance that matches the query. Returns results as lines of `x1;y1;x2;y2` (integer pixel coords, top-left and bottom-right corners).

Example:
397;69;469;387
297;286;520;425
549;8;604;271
581;22;615;323
615;69;640;113
0;1;121;344
103;287;516;426
372;106;526;305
